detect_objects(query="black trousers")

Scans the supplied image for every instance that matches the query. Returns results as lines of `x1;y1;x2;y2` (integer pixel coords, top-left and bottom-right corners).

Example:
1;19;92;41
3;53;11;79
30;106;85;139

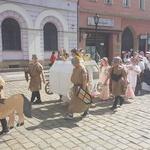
31;91;41;102
112;95;124;108
0;118;7;131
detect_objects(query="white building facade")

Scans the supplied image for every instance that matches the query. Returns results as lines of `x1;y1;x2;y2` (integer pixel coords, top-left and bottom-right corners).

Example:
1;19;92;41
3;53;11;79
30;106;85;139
0;0;78;67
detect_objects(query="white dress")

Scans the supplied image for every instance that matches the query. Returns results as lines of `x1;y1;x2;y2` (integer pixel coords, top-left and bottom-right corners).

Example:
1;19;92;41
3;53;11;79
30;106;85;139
97;66;110;100
127;64;141;92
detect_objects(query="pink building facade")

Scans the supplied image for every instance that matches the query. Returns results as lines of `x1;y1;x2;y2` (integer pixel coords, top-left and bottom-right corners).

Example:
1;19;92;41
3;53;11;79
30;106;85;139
78;0;150;61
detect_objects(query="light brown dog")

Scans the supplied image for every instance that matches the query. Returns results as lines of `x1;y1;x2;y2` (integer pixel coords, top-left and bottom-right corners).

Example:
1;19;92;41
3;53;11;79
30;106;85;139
0;94;32;129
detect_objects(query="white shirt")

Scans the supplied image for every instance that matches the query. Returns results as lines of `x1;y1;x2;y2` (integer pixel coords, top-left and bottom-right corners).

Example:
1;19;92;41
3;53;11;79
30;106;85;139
138;61;145;72
143;57;148;64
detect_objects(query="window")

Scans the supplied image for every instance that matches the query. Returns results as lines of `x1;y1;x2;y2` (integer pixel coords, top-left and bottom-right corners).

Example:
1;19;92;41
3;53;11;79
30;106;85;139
44;23;58;51
139;0;144;10
123;0;130;7
2;18;21;50
104;0;113;4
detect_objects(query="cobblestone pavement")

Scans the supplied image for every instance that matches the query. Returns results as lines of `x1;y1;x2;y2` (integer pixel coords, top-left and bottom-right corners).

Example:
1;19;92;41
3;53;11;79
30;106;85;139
1;72;150;150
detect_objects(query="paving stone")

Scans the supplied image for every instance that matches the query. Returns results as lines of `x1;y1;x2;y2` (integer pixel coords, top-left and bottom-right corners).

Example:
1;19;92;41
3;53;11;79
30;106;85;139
95;146;107;150
6;140;19;145
116;143;128;149
71;147;83;150
95;138;107;145
22;142;36;149
128;136;141;144
127;142;143;150
51;133;62;138
87;141;100;148
87;134;98;140
111;148;121;150
51;141;63;148
117;138;130;144
102;142;115;149
31;138;44;144
63;141;77;148
108;139;119;145
58;137;70;143
138;142;150;149
78;143;87;148
77;136;90;143
0;143;10;148
42;147;55;150
83;146;94;150
28;147;40;150
55;146;70;150
129;132;142;138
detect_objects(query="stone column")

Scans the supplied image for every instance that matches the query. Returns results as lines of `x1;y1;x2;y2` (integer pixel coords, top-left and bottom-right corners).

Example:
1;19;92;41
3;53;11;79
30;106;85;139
28;29;43;61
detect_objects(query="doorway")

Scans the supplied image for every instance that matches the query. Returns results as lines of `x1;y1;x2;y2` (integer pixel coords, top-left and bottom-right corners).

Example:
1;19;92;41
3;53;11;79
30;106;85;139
86;32;109;59
121;28;134;53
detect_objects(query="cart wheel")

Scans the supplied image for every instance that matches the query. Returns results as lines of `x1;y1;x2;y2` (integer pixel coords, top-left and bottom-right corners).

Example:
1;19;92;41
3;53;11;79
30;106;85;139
95;81;104;94
67;86;73;100
45;81;53;95
87;82;92;92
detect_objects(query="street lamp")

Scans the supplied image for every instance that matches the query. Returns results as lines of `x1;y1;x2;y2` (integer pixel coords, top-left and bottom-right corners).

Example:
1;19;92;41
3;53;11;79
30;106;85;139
94;14;100;63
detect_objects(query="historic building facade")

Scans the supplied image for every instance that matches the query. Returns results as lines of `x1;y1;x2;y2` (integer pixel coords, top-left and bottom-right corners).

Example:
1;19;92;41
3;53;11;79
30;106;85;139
78;0;150;61
0;0;78;67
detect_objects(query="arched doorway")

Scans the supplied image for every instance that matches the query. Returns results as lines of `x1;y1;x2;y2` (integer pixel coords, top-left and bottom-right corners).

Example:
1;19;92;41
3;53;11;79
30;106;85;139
43;22;58;51
121;27;134;53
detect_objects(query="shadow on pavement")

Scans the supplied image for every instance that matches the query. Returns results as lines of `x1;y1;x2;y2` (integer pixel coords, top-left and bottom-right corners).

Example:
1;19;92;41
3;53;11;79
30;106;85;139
26;117;80;131
27;96;133;131
31;100;69;120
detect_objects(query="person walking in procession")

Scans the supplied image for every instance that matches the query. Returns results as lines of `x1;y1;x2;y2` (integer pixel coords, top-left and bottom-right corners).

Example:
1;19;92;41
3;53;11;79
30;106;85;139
104;57;128;110
26;54;46;104
64;56;91;119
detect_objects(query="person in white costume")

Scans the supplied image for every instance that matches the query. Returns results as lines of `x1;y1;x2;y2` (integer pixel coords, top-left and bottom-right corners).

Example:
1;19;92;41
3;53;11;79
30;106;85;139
126;58;141;92
139;51;148;66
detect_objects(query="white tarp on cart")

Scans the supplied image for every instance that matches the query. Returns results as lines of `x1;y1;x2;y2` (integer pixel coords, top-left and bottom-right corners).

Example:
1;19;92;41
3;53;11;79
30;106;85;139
49;60;99;96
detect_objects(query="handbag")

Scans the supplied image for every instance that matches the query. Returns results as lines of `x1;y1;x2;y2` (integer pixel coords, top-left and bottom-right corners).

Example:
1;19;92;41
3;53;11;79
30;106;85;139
77;86;92;104
111;67;122;82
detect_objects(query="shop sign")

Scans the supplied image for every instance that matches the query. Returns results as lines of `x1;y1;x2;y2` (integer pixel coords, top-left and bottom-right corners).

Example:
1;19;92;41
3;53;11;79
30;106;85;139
140;34;148;40
88;17;114;27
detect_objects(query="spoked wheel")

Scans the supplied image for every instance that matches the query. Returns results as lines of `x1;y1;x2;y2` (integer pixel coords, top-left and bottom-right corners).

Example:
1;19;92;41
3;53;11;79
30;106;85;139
95;81;104;94
45;81;53;95
67;85;74;100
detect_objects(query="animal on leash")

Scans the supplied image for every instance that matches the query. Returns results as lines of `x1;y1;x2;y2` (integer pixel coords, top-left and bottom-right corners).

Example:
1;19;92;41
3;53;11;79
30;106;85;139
0;94;32;130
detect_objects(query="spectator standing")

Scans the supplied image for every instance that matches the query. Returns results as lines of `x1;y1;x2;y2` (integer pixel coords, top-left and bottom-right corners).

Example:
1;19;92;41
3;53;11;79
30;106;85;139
126;58;141;93
127;51;132;59
123;52;128;63
49;51;57;66
139;51;148;66
71;48;81;58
